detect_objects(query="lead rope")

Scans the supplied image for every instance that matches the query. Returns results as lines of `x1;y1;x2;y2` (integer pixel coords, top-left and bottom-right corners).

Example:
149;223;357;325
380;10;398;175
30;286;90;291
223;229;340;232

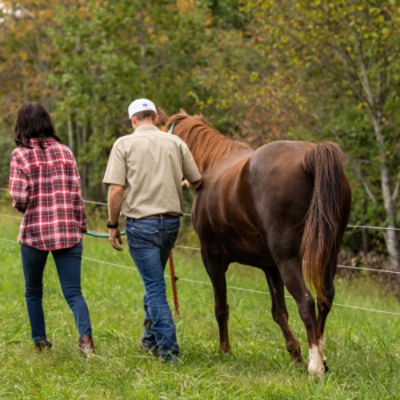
168;122;175;134
84;230;180;315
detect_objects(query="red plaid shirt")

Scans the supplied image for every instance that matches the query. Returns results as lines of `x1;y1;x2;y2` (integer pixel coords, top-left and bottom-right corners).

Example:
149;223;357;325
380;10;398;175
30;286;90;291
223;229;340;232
9;138;87;250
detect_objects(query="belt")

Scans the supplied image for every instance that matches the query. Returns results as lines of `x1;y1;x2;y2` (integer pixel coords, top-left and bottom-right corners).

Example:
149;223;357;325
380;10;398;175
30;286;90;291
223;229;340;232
131;214;178;220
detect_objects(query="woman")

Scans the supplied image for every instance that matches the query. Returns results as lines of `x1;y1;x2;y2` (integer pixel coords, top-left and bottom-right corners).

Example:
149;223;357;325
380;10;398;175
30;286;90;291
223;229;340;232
8;102;95;357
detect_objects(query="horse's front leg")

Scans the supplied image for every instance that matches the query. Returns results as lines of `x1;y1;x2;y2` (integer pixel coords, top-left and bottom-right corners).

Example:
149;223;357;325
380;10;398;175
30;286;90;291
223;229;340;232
201;248;230;353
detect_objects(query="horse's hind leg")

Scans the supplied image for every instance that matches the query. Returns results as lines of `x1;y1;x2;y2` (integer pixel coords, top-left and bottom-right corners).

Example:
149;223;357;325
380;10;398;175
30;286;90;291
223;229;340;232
278;258;324;377
316;258;337;371
316;294;332;372
264;267;305;366
201;248;230;353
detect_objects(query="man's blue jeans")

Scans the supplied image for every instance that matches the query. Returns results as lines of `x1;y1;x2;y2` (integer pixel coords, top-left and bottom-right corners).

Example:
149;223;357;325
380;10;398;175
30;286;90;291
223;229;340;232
20;241;92;344
126;217;180;361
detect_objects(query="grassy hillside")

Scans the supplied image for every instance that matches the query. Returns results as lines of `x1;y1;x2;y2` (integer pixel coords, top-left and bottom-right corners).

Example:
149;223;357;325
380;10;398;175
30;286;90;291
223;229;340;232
0;211;400;399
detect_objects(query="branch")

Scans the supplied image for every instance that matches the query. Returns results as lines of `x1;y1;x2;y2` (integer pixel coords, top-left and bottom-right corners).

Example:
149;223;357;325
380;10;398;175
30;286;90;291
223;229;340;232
393;171;400;202
348;154;377;204
331;128;377;204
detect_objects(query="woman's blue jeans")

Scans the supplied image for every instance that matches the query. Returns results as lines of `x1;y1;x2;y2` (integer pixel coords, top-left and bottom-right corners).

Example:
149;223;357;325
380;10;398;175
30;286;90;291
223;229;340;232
126;217;180;361
20;241;92;344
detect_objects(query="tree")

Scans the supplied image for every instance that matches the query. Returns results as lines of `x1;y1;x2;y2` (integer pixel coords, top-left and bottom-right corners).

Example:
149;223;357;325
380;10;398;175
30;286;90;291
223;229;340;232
0;0;60;186
246;0;400;268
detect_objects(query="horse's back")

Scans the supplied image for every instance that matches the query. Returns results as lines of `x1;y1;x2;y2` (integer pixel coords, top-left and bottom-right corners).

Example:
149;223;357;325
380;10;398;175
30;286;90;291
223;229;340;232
249;141;315;227
193;139;348;267
192;141;313;265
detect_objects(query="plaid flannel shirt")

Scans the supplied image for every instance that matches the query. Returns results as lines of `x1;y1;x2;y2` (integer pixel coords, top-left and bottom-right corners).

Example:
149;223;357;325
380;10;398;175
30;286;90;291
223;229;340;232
9;138;87;250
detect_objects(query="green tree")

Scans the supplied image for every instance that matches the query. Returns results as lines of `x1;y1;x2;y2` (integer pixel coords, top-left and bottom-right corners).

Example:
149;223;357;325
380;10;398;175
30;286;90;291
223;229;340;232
246;0;400;268
0;0;59;186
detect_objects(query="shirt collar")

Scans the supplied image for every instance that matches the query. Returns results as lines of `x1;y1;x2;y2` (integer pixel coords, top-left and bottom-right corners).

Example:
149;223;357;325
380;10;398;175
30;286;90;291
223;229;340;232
133;124;161;134
28;137;56;146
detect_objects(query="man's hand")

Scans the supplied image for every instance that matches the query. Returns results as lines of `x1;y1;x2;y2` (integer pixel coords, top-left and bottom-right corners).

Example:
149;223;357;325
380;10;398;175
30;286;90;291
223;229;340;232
109;228;123;251
181;179;190;189
181;179;201;190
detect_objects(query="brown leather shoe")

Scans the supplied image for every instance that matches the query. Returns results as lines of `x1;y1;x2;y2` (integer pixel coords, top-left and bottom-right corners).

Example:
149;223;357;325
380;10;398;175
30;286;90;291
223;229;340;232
137;339;160;358
34;341;52;352
79;334;95;358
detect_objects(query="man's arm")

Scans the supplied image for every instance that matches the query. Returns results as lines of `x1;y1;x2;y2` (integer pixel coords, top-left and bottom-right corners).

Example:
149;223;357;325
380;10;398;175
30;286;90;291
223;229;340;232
108;184;124;251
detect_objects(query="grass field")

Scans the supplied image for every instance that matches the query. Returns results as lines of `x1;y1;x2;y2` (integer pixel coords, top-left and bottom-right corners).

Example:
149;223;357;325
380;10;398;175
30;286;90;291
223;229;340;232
1;210;400;399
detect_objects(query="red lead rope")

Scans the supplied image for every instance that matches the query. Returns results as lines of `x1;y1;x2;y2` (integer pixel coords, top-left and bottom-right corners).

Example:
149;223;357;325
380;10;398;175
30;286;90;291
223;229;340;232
168;251;180;316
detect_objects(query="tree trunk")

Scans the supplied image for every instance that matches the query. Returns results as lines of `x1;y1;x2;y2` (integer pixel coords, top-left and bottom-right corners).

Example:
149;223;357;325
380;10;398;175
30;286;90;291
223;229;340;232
67;116;74;152
372;114;400;268
81;123;88;197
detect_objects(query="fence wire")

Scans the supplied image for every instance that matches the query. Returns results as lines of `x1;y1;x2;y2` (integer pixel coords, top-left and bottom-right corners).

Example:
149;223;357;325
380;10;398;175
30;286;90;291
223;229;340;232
0;235;400;317
0;210;399;276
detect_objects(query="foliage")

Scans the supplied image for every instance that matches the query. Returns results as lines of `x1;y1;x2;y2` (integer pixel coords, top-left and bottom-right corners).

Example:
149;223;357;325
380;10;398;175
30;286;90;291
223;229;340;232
244;0;400;264
1;0;400;263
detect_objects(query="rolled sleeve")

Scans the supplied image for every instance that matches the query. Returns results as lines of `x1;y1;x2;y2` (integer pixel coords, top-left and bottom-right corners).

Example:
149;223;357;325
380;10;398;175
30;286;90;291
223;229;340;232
9;153;29;207
103;142;126;186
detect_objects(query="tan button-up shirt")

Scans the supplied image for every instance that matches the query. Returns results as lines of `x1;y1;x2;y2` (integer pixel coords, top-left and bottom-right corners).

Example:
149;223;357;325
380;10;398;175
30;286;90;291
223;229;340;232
103;124;201;219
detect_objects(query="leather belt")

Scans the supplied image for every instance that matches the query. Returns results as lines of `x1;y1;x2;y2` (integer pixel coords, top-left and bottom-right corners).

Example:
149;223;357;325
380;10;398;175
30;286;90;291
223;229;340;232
142;214;178;220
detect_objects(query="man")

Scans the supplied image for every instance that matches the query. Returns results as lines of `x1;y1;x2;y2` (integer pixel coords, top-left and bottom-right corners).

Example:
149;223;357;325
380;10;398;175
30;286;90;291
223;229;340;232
103;98;201;363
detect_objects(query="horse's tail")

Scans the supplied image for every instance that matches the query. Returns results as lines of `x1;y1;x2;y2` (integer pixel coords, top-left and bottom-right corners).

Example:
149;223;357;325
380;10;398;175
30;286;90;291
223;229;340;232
300;142;347;303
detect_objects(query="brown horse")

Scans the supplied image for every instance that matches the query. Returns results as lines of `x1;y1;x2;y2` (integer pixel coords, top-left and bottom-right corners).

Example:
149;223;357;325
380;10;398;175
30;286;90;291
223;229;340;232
158;108;351;377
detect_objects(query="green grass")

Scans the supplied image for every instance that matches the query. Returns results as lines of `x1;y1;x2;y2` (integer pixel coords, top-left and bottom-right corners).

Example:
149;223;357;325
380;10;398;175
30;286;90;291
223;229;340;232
1;210;400;399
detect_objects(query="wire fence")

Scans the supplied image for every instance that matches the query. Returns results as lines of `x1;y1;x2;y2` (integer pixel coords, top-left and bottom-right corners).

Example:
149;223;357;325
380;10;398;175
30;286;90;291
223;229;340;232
0;236;399;317
0;188;400;296
4;187;396;229
1;209;398;276
0;190;399;276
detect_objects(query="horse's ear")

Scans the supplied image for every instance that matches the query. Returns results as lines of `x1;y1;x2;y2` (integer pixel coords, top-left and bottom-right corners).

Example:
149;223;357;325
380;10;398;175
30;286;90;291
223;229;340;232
157;107;169;125
179;108;188;116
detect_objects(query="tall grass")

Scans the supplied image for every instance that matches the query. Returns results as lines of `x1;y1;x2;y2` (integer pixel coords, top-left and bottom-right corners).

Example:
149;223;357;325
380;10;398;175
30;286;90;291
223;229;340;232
0;209;400;399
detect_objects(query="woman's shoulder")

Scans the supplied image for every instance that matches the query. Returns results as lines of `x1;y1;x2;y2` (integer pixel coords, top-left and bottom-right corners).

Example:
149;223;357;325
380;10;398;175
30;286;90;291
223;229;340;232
51;140;75;158
10;146;28;160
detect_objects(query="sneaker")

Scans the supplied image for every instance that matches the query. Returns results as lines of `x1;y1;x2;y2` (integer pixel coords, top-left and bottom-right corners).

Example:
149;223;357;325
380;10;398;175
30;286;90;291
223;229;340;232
79;334;95;359
161;354;181;364
137;339;160;358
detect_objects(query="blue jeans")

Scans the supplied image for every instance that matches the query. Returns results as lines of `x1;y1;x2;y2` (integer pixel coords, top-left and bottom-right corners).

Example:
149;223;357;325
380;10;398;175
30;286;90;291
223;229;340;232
20;241;92;344
126;217;180;361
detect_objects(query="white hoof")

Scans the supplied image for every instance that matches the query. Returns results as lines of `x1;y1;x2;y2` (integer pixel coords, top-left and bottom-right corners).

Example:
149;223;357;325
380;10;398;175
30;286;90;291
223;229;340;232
319;336;327;364
308;345;325;378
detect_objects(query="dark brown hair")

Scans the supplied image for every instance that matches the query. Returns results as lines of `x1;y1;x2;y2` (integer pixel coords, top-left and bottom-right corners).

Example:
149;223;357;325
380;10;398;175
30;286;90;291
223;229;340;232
14;102;60;148
134;110;157;121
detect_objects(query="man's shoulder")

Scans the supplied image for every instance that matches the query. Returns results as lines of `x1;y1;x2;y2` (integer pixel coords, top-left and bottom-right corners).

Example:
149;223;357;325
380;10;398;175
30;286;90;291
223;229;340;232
160;131;187;146
113;133;135;147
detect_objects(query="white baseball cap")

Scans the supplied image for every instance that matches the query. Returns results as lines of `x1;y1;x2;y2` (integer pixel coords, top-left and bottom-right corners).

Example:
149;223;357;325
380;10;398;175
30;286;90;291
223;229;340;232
128;98;157;118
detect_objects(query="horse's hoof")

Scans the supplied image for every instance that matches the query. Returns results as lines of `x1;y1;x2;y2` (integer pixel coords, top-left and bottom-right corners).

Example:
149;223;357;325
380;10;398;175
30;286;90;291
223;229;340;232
323;360;329;372
291;355;306;367
308;366;325;379
220;348;231;354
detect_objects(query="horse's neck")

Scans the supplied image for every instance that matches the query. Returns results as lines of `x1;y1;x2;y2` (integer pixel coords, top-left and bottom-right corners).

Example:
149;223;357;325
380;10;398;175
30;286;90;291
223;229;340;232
172;118;252;173
190;142;252;174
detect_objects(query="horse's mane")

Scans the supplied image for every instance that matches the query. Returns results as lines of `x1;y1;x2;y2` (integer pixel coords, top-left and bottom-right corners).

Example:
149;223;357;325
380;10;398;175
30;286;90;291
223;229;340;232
168;114;252;172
